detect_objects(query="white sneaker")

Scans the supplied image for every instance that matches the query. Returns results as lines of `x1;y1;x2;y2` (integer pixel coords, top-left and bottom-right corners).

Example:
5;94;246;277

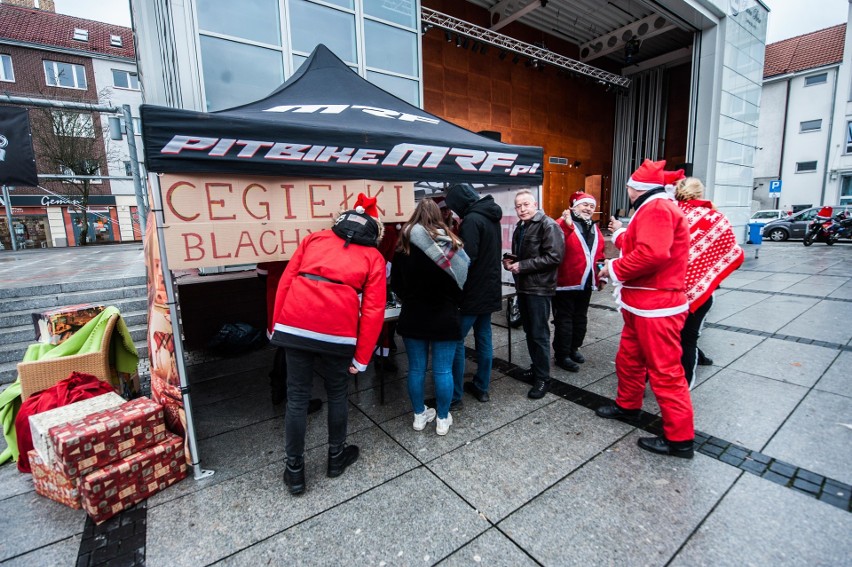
436;413;453;436
413;407;437;431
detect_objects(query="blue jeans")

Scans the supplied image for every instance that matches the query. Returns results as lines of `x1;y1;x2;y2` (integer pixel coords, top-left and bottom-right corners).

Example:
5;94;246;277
404;338;456;419
452;313;494;402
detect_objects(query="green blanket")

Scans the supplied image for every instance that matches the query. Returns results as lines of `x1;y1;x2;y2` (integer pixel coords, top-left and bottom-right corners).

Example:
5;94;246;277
0;306;138;465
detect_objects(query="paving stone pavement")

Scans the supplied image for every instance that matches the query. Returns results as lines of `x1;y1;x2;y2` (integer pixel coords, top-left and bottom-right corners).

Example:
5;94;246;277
0;240;850;566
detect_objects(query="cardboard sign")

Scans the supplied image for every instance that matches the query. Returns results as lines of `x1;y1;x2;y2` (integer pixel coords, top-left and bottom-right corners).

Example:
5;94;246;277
158;174;415;269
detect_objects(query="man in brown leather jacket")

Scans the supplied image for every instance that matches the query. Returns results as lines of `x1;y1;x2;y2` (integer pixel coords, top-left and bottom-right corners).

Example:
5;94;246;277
503;190;565;399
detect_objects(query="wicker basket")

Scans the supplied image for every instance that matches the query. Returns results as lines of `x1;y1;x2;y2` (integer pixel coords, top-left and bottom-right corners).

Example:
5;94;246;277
17;314;119;400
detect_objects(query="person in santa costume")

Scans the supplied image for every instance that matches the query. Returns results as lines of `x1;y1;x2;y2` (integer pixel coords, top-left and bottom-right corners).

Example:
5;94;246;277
553;191;607;372
271;193;387;494
596;159;695;459
674;177;744;389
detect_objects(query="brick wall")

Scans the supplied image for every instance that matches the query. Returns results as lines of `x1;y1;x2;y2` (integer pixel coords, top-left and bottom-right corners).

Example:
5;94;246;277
3;0;56;11
0;43;111;195
422;0;617;218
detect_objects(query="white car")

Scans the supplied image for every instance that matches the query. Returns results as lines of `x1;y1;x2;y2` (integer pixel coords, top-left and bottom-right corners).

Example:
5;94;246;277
749;209;786;224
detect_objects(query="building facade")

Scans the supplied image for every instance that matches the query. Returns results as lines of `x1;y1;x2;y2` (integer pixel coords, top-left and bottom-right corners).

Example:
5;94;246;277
754;21;848;211
0;2;143;248
131;0;768;240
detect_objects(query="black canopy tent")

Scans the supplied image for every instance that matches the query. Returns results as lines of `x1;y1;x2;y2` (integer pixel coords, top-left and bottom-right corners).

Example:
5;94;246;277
140;45;544;478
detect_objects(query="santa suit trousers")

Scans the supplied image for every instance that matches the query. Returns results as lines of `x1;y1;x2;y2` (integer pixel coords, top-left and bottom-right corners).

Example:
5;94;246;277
615;310;694;442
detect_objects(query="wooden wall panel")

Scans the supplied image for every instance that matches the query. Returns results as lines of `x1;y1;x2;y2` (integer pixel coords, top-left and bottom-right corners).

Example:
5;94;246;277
423;0;617;219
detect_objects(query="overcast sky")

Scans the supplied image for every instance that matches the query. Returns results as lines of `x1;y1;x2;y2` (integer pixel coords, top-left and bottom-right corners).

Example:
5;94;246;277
53;0;848;44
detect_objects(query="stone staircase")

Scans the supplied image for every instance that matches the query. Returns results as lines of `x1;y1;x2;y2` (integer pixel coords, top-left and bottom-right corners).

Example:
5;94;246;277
0;277;148;385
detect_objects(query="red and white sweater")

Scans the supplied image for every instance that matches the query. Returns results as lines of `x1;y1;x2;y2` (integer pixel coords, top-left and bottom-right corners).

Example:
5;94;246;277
271;230;386;371
609;193;689;317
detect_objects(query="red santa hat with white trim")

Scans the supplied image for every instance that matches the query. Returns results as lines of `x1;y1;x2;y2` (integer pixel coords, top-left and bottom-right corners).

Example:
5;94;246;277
627;159;684;192
570;191;596;207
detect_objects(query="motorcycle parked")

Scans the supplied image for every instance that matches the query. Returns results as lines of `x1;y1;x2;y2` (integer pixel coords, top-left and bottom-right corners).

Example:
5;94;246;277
803;206;835;246
827;212;852;245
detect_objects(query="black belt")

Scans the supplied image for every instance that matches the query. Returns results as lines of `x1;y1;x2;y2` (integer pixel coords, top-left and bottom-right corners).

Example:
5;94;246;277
300;272;363;295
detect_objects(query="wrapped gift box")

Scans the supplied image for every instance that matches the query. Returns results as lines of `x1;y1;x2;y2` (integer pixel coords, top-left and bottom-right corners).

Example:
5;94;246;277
32;303;105;345
80;433;187;524
50;397;167;478
29;392;125;468
29;449;81;509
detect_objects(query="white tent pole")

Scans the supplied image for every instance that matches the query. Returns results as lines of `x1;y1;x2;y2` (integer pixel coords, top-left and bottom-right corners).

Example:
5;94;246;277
148;173;213;481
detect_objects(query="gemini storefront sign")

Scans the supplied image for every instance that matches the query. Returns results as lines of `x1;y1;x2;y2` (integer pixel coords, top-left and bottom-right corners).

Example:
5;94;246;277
159;173;415;269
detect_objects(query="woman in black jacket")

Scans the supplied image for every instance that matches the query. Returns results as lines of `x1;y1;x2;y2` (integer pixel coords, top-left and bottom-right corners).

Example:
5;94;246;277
392;199;469;436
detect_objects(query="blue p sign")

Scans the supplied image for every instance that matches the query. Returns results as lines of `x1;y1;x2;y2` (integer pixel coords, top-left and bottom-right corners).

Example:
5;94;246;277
769;180;782;195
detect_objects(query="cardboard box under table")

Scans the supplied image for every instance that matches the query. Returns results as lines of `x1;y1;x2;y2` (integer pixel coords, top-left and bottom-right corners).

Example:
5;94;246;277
50;397;167;478
80;432;187;524
29;449;81;509
28;392;125;469
32;304;105;345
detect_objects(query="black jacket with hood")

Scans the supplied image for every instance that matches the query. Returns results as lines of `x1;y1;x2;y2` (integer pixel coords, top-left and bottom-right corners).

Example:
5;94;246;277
445;184;504;314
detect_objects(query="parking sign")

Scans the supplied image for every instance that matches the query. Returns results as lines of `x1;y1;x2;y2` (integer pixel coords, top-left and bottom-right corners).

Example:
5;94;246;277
769;180;782;195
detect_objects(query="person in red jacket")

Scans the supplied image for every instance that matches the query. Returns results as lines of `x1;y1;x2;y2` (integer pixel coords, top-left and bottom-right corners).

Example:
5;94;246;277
596;159;695;459
553;191;606;372
271;194;387;495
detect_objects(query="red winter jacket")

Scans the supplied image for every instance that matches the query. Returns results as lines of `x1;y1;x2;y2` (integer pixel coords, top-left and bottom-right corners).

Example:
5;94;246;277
556;216;605;291
270;230;386;371
609;193;689;316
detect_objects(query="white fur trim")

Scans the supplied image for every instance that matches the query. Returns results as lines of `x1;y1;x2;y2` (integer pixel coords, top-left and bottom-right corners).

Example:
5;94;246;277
626;177;661;191
610;227;627;244
573;197;596;207
356;205;365;214
352;358;367;372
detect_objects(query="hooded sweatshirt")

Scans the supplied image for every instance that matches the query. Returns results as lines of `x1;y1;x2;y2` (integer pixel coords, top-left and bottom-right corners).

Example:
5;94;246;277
445;183;504;314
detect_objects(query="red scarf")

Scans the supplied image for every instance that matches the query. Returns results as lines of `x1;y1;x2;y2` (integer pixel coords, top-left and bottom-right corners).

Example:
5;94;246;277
678;200;744;312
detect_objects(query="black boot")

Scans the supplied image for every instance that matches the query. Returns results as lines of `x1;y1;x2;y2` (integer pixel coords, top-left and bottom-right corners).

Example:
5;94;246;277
512;367;535;384
637;436;694;459
595;403;640;422
527;379;549;399
555;357;580;372
327;444;359;478
569;351;585;364
697;348;713;366
284;456;305;495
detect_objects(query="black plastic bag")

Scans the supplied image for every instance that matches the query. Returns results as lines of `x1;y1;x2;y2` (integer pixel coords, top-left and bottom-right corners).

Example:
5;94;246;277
206;322;266;356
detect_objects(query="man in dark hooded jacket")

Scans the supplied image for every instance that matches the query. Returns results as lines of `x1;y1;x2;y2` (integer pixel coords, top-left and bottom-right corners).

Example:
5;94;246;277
445;183;504;406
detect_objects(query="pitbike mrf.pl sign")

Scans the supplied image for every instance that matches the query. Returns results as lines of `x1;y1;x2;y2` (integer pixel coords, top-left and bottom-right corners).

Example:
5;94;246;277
157;173;415;269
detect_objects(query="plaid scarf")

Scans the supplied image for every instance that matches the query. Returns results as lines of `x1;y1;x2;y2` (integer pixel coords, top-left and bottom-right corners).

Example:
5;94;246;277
678;200;744;312
409;224;469;289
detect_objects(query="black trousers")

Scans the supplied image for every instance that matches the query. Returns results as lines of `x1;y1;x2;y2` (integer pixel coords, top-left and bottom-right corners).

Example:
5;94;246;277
552;287;592;360
518;293;552;382
284;348;350;459
680;295;714;385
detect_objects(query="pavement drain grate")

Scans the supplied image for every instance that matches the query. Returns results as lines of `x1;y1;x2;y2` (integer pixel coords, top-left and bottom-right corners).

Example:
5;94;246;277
703;322;852;352
77;502;146;567
488;351;852;514
719;285;852;304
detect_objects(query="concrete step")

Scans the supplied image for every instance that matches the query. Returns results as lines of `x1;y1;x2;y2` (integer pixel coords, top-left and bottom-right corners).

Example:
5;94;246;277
0;297;148;328
0;337;149;385
0;310;148;347
0;275;147;300
0;323;148;364
0;285;149;315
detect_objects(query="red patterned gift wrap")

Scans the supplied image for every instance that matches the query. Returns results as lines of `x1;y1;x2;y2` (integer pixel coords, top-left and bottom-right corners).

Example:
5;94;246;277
79;433;187;524
50;397;167;478
29;450;81;509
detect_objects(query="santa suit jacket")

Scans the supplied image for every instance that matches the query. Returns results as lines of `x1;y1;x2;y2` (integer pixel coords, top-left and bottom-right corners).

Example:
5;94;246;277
608;192;689;317
556;216;605;291
270;230;386;371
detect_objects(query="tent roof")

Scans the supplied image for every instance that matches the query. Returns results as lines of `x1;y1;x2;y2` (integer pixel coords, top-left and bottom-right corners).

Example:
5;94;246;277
141;45;543;184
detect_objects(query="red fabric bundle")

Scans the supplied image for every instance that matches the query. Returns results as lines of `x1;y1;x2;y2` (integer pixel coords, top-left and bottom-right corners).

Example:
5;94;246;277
15;372;115;473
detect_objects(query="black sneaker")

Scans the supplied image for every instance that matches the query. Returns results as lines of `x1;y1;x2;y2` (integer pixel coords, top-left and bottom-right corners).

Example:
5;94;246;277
512;367;535;384
327;444;359;478
527;380;549;399
284;458;305;495
450;399;464;412
464;381;490;402
697;349;713;366
637;436;694;459
555;357;580;372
